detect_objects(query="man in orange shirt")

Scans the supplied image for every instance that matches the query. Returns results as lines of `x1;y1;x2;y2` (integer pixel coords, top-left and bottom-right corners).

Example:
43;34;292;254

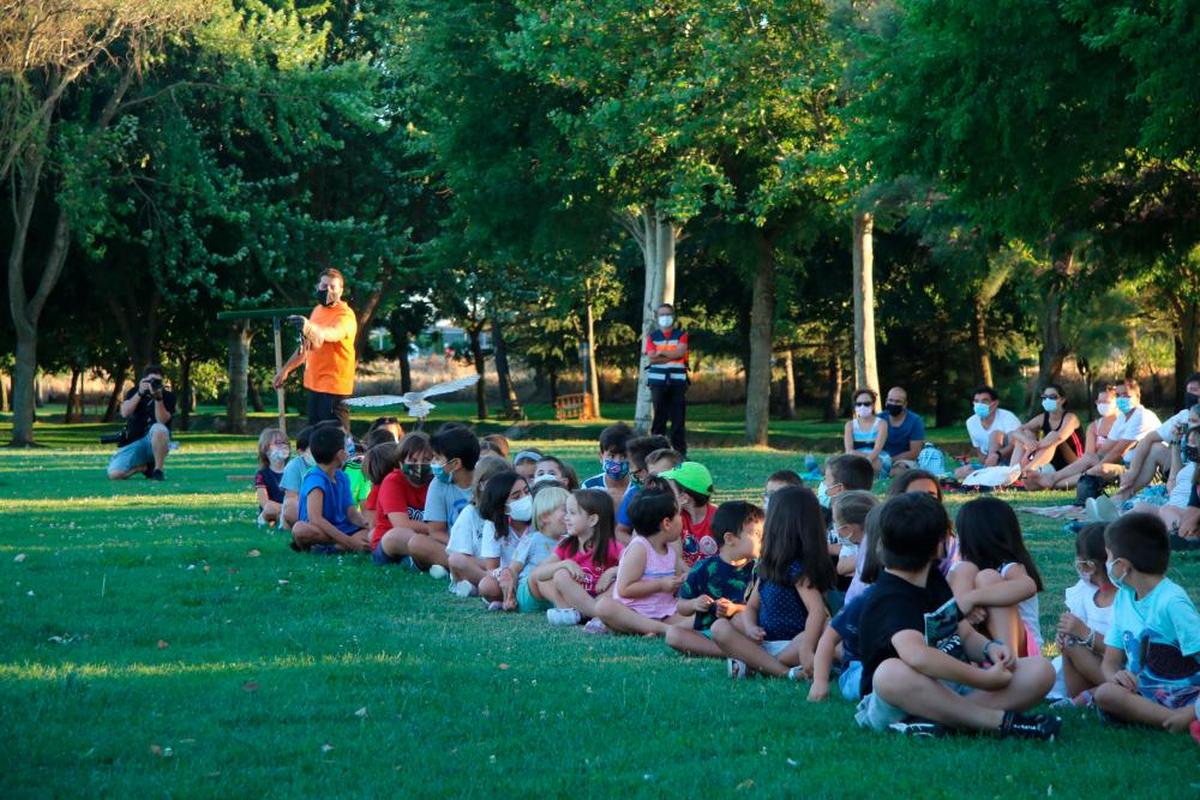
273;268;358;431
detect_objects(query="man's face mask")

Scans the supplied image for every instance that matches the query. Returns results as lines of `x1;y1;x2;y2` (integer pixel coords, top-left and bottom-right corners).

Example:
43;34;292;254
317;280;341;307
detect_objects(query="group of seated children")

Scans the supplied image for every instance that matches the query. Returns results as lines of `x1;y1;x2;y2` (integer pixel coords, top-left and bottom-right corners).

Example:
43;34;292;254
264;417;1200;744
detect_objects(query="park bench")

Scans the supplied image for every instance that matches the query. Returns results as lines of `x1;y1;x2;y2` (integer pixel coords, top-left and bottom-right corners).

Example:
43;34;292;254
554;393;595;421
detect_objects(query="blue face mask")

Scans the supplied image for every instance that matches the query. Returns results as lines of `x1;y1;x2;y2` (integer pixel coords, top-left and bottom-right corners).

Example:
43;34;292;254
1116;397;1134;414
817;482;831;509
1105;558;1127;589
430;461;454;485
603;458;630;481
1041;398;1058;413
972;402;991;419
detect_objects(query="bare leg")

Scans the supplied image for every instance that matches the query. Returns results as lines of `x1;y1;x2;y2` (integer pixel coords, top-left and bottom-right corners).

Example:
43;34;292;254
407;533;449;569
150;425;169;471
1061;645;1104;697
974;568;1026;655
1094;683;1182;728
1113;444;1168;502
1043;453;1098;489
282;495;299;528
872;659;1005;731
551;571;602;617
963;656;1056;711
291;521;336;550
448;552;487;585
595;597;671;636
666;626;724;657
479;573;503;602
381;526;418;558
260;500;282;524
535;576;560;605
710;618;796;676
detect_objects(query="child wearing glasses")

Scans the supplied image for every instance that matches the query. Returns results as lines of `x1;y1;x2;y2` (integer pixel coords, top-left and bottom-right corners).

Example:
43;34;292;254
1049;523;1115;707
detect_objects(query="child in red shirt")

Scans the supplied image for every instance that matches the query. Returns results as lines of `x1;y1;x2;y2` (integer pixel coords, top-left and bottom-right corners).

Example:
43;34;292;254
371;432;434;565
661;461;718;567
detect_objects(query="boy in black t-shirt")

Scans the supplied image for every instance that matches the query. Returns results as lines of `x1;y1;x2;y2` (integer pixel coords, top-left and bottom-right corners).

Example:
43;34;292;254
856;493;1061;739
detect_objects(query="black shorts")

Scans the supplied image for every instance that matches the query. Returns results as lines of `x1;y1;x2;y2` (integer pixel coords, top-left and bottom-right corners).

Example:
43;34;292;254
307;390;349;431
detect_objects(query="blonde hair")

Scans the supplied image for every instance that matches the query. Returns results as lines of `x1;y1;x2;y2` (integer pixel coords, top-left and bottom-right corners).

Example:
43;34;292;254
532;485;570;531
472;455;511;505
256;427;286;468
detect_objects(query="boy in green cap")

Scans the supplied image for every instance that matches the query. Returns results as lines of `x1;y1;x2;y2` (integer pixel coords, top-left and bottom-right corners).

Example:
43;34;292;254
661;461;718;568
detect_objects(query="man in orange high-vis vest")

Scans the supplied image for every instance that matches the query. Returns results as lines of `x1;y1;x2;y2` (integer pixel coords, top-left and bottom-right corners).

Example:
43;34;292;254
273;268;358;431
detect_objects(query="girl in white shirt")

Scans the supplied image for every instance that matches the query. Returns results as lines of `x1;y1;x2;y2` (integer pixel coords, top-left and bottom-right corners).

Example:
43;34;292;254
1052;523;1115;705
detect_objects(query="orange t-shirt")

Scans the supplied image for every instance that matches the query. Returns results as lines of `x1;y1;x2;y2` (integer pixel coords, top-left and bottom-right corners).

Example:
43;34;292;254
303;302;358;395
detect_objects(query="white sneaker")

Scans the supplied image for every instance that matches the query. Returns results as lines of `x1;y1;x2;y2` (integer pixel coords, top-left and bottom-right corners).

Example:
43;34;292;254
582;617;609;635
255;512;267;527
428;564;449;580
786;666;807;681
727;658;748;679
449;580;477;598
547;608;581;626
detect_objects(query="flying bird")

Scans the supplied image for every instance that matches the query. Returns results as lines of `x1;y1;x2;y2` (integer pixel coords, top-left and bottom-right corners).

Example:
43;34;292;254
345;374;481;422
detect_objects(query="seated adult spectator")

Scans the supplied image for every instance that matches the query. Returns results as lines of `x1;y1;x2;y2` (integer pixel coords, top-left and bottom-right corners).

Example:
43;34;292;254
844;388;889;475
953;385;1021;480
1024;386;1120;491
1081;379;1160;486
879;386;925;471
1110;372;1200;504
1008;383;1082;480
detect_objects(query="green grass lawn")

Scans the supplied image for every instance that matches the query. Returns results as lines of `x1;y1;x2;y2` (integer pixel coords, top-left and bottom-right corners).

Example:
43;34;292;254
2;435;1198;798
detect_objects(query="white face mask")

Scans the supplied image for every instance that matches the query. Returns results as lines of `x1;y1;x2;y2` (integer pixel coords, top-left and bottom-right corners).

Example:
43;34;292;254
507;494;534;522
269;446;290;464
1097;402;1112;416
657;314;674;329
855;404;874;419
1105;558;1127;588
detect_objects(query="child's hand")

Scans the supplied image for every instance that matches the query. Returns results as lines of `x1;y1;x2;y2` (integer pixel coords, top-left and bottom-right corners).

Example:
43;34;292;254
660;575;685;593
595;572;616;593
1111;669;1139;691
807;680;829;703
985;641;1015;670
690;595;714;614
981;660;1013;690
714;598;740;618
348;530;371;553
1057;612;1086;640
502;596;516;611
746;625;766;643
562;560;585;581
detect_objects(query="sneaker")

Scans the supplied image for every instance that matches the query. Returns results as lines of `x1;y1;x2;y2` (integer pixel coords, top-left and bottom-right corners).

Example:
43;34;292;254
428;564;449;580
399;556;420;572
785;666;806;681
485;600;505;612
999;711;1061;741
449;580;476;598
887;720;947;738
727;658;749;679
256;512;267;527
583;617;609;635
546;608;582;626
148;469;165;481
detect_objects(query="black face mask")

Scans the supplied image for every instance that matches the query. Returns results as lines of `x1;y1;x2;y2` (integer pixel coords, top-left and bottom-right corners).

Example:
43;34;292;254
403;463;432;484
885;403;905;417
317;288;334;307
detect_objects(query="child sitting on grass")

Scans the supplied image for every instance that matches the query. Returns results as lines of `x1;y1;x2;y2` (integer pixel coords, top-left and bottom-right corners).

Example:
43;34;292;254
446;455;514;596
614;435;672;541
477;472;534;607
502;486;570;613
594;478;690;636
855;492;1058;740
581;423;636;512
280;424;319;529
290;425;371;553
372;432;433;565
661;461;719;568
1050;522;1115;706
712;486;834;680
666;501;763;658
1093;512;1200;738
531;488;623;626
532;455;580;491
254;427;290;527
810;504;883;703
832;490;878;579
949;497;1044;658
414;425;481;577
764;469;803;511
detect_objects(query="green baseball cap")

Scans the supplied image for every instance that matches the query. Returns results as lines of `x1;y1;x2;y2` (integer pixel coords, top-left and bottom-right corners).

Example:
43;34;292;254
660;461;713;496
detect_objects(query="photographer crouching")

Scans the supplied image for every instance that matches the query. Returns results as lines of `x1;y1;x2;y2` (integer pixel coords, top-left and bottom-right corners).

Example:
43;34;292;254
106;364;176;481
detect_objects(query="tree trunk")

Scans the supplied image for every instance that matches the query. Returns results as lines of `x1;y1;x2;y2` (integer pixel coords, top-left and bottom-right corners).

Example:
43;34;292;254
226;321;253;434
584;293;602;418
395;328;413;394
745;232;776;446
782;349;796;420
469;325;488;420
0;370;8;412
972;296;993;388
1174;300;1200;408
628;205;678;431
103;363;126;422
1032;279;1068;416
178;354;193;431
249;381;264;413
824;349;843;422
65;367;84;423
548;367;560;405
491;316;522;419
852;210;880;396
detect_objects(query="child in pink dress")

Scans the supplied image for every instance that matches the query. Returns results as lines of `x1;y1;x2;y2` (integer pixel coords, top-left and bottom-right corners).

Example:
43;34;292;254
594;478;689;636
530;488;624;626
